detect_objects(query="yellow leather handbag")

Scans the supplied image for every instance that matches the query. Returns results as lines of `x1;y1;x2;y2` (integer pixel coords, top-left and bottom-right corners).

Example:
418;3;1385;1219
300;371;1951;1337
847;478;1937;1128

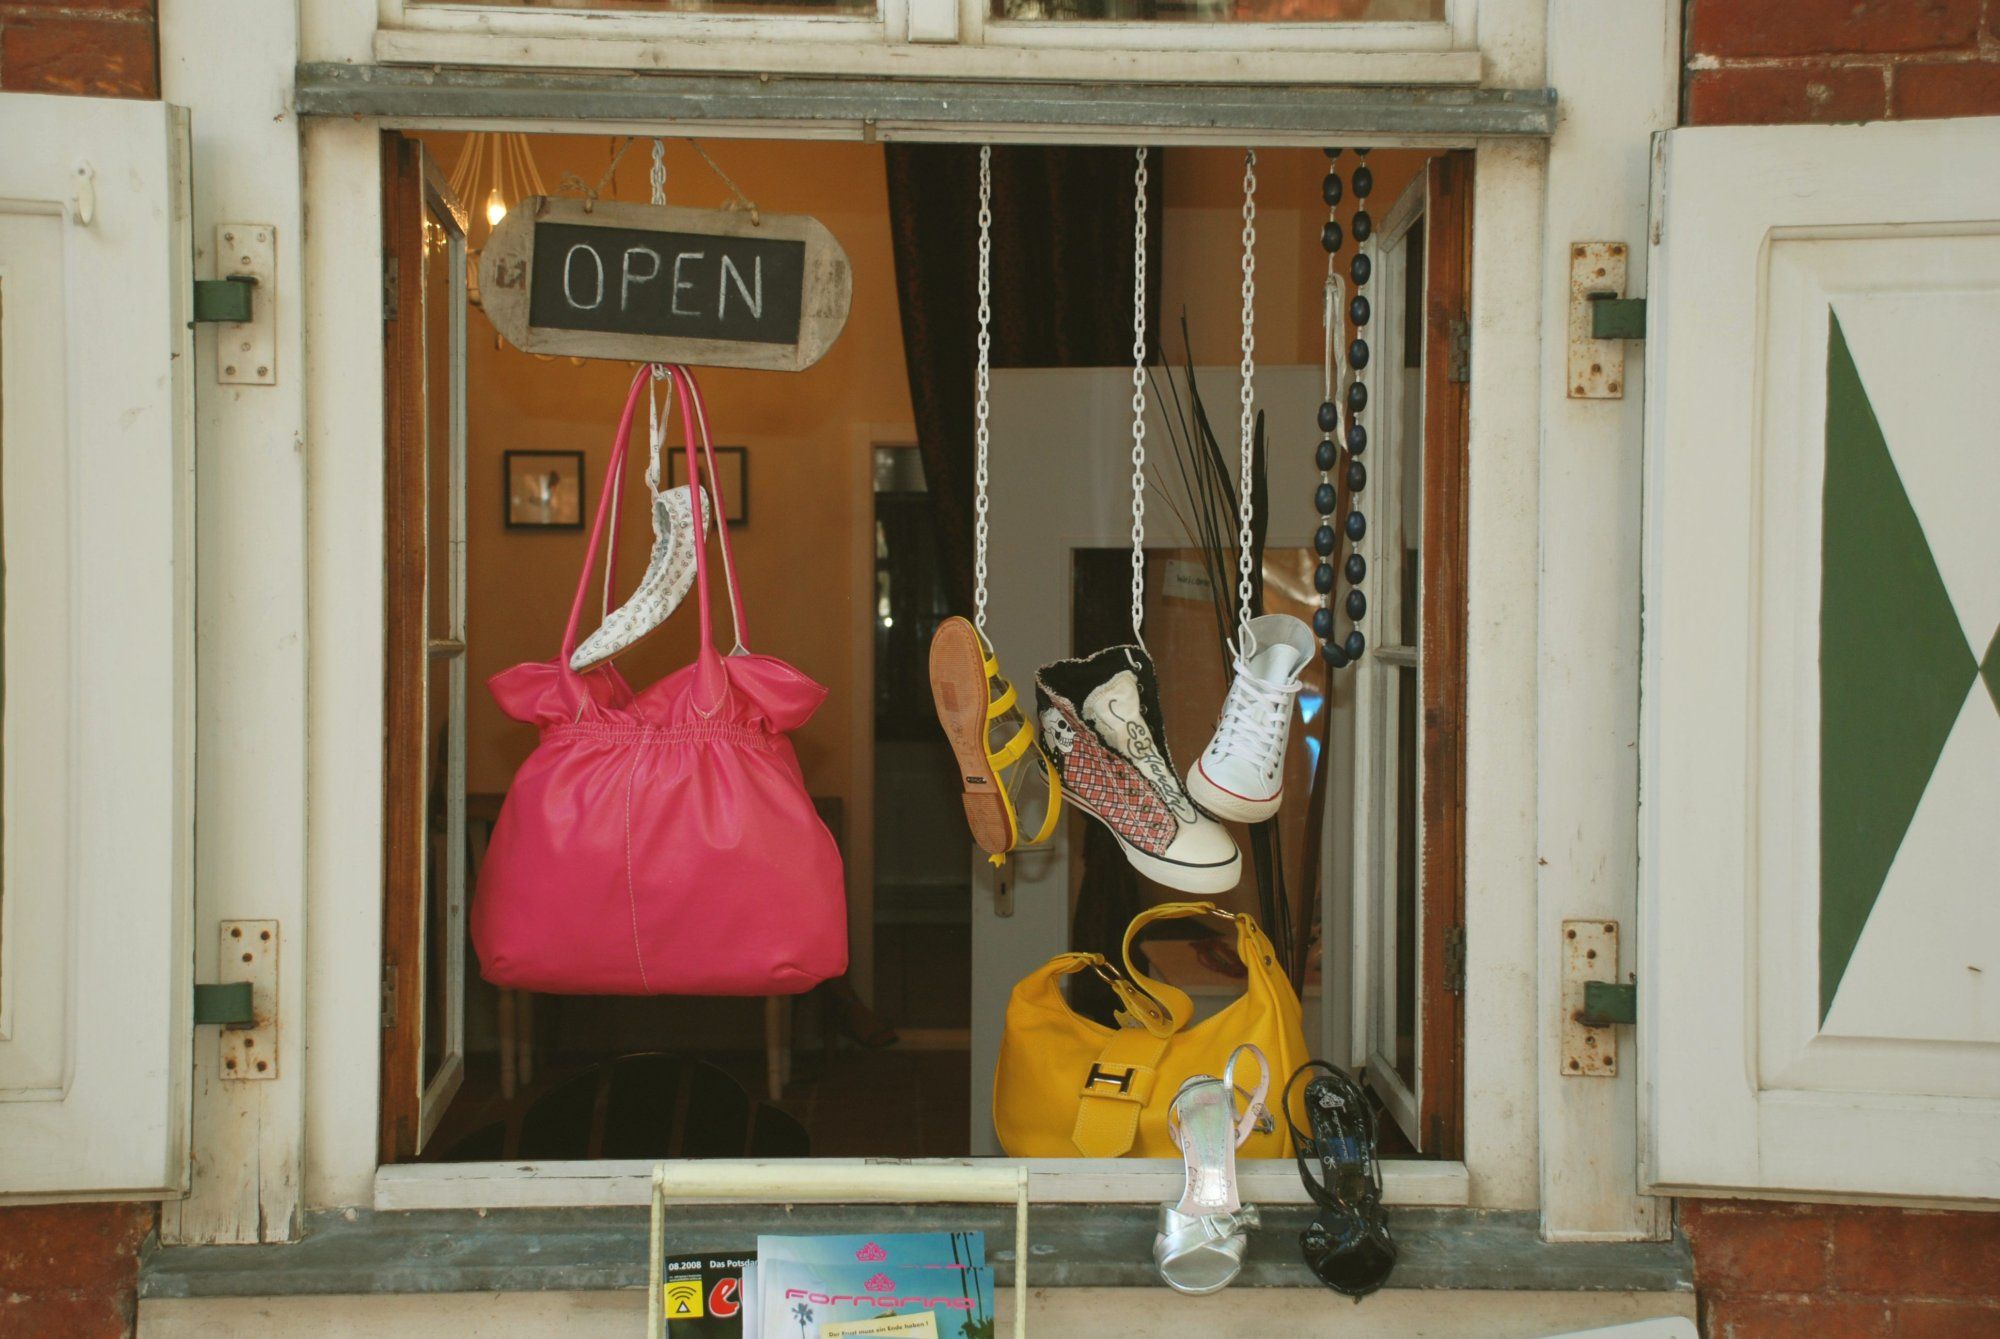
992;902;1308;1160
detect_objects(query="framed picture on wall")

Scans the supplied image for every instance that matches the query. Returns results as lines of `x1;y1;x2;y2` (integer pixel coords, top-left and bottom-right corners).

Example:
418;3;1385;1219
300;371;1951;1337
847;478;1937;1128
666;446;750;526
503;450;585;530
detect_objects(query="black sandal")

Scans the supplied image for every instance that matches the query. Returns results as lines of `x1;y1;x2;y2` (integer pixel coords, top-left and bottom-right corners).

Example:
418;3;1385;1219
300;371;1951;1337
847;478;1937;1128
1283;1060;1397;1299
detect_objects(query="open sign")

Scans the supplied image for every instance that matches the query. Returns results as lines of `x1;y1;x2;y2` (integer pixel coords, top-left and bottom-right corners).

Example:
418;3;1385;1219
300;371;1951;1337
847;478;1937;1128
480;197;852;371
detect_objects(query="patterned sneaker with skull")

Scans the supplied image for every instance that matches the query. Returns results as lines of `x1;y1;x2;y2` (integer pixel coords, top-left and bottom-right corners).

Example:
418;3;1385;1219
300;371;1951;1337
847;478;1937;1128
1187;613;1315;824
1035;645;1241;896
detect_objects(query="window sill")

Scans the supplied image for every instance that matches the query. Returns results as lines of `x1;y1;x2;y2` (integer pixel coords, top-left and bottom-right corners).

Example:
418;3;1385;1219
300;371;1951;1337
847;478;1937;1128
139;1204;1692;1300
371;1157;1471;1212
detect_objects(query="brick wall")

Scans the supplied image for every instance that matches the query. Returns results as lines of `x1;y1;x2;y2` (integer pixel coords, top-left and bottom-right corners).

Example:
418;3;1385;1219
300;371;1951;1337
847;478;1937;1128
0;0;157;98
1684;1199;2000;1337
0;1204;154;1339
1685;0;2000;124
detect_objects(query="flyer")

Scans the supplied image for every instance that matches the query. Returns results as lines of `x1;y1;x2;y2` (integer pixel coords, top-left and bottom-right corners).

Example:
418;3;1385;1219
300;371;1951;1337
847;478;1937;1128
820;1315;940;1338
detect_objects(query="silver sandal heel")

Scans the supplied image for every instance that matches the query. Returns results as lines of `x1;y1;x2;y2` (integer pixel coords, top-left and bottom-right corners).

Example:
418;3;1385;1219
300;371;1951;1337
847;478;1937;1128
1153;1043;1271;1295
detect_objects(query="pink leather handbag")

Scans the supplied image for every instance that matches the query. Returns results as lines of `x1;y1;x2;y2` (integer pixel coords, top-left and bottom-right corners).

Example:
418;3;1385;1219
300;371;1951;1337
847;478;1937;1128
471;365;848;996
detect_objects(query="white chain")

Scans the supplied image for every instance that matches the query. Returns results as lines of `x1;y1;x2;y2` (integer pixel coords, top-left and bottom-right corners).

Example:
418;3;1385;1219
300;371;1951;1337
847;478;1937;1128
1129;146;1150;646
649;139;667;208
1236;149;1258;636
973;145;994;634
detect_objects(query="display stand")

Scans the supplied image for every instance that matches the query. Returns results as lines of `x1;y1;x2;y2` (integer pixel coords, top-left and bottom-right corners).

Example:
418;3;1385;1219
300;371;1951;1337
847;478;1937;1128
647;1162;1032;1339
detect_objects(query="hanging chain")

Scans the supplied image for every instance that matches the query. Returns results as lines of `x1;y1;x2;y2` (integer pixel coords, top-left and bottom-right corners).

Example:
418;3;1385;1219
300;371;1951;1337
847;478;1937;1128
1129;146;1150;646
649;139;668;207
1235;149;1258;637
973;145;994;634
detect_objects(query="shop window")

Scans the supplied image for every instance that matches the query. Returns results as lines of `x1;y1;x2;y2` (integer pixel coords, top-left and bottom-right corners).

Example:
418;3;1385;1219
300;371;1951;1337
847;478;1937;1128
377;133;1470;1180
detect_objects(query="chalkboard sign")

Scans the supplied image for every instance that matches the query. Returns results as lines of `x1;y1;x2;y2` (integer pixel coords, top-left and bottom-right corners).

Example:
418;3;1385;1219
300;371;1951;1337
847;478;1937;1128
481;198;851;372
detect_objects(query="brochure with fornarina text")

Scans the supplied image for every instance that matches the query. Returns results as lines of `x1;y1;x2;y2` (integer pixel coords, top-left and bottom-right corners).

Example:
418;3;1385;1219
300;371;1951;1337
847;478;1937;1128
751;1233;989;1339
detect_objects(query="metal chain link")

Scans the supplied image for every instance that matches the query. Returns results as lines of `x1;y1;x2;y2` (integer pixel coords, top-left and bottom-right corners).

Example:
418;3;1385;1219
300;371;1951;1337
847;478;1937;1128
649;139;667;208
1129;146;1150;646
1236;149;1258;637
973;145;994;634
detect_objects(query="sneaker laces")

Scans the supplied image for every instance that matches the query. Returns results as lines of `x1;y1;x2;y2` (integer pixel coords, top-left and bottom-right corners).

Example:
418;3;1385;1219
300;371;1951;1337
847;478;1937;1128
1213;652;1300;768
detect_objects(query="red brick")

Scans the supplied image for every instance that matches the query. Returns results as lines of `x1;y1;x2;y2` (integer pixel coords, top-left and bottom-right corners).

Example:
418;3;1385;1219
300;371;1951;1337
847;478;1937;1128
1685;1202;1833;1294
1689;0;1980;58
1687;63;1889;124
0;1205;152;1298
0;0;154;14
1708;1296;1894;1339
0;1290;133;1339
1895;1300;2000;1338
1893;58;2000;117
0;14;157;98
1832;1206;2000;1300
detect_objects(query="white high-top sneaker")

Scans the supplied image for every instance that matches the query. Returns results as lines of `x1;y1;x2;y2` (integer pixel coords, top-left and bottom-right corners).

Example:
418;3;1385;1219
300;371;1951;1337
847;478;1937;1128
1035;646;1240;896
1187;614;1315;824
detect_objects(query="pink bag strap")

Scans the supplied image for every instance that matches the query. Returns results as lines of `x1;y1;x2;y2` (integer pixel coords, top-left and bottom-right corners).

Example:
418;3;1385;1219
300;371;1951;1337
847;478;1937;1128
559;365;748;678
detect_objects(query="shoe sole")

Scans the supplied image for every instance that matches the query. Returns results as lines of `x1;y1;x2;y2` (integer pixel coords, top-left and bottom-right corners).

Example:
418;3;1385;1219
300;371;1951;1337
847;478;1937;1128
1186;762;1281;825
1065;791;1241;896
928;618;1016;857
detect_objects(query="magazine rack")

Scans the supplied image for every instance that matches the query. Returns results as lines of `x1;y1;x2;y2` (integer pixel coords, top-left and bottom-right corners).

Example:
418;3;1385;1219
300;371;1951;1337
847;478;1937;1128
648;1161;1032;1339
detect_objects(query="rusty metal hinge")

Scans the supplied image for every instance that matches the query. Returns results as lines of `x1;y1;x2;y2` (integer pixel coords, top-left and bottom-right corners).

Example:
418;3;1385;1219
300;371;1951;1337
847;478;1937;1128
380;962;398;1030
382;255;400;323
1444;925;1466;994
1447;317;1471;385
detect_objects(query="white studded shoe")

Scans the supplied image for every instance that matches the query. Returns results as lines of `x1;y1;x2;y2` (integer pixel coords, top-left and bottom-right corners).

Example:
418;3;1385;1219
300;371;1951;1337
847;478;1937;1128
1187;614;1314;824
569;484;710;672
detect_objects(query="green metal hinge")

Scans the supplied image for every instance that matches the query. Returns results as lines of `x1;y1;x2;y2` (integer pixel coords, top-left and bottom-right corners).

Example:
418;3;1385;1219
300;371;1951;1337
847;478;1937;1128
193;981;255;1026
1579;980;1637;1027
192;275;256;324
1590;296;1647;341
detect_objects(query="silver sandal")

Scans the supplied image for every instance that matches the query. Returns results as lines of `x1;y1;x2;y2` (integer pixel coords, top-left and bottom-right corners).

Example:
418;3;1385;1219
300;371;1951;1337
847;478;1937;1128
1153;1043;1271;1295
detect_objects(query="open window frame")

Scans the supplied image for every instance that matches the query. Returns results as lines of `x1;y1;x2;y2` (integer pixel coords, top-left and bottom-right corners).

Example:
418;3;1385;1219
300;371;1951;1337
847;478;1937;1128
371;131;1475;1209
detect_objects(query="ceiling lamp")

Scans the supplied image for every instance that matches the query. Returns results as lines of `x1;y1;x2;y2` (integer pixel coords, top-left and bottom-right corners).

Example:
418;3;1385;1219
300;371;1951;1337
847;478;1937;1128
448;132;547;247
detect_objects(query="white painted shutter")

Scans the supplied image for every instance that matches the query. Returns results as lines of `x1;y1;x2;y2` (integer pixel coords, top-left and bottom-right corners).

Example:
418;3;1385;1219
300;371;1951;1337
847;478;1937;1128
0;95;195;1198
1641;116;2000;1202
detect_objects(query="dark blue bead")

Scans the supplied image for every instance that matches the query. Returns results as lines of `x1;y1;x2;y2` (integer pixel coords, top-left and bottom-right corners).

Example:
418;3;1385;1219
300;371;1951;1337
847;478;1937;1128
1352;210;1373;242
1343;629;1367;659
1315;482;1337;515
1323;641;1351;669
1322;173;1343;206
1349;339;1370;370
1344;509;1367;541
1315;438;1337;471
1345;589;1367;620
1346;459;1367;492
1345;552;1367;584
1347;381;1368;412
1351;253;1372;285
1347;422;1367;453
1314;524;1336;556
1349;295;1370;326
1355;147;1371;156
1324;147;1343;159
1317;400;1338;431
1312;606;1334;639
1352;165;1373;198
1320;220;1343;253
1314;562;1335;594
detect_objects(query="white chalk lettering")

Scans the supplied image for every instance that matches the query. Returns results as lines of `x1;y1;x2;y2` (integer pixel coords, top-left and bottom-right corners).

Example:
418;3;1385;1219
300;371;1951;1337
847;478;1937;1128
671;251;706;318
562;243;605;311
718;253;763;321
620;246;661;311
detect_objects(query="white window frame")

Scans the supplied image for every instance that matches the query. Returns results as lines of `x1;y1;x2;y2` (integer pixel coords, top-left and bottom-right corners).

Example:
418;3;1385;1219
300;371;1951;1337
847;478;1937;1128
1348;169;1428;1149
369;0;1482;85
299;111;1555;1224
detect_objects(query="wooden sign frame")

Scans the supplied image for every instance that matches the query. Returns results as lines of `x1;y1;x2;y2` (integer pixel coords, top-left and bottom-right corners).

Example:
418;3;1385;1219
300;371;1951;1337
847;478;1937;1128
479;196;852;371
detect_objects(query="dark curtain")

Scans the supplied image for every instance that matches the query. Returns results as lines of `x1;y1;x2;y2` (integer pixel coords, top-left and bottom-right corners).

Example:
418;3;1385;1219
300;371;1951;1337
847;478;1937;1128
885;145;1166;614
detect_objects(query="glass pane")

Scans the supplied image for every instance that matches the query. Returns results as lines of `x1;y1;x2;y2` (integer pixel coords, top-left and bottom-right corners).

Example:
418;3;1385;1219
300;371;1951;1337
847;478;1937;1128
423;207;456;643
1390;661;1418;1090
423;661;452;1090
994;0;1440;22
411;0;872;13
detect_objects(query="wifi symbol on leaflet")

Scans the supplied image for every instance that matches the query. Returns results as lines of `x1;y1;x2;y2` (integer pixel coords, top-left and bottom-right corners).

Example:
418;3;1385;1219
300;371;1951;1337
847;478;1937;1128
865;1274;895;1293
855;1243;888;1262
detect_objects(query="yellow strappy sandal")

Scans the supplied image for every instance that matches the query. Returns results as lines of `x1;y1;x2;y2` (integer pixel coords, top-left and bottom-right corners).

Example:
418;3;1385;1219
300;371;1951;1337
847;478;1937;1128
929;615;1061;866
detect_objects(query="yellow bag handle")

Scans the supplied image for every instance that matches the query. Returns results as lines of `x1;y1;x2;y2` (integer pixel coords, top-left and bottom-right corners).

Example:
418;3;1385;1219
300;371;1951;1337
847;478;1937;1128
1119;902;1274;1039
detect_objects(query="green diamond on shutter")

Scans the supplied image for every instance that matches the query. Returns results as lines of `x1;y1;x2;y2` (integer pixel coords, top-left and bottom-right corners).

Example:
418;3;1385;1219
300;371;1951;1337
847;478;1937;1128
1819;312;1979;1023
